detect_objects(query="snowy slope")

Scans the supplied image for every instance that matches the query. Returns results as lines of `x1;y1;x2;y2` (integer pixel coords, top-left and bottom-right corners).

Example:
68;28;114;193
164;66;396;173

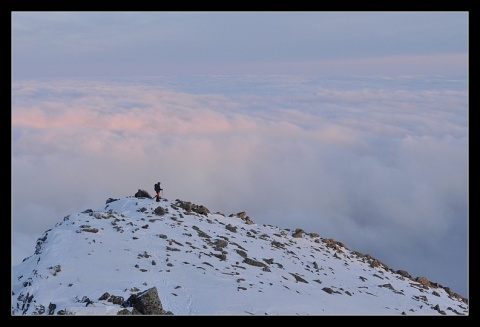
11;196;469;315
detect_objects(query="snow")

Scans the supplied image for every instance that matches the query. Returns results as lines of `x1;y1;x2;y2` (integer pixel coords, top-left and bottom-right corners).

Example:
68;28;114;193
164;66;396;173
11;196;468;316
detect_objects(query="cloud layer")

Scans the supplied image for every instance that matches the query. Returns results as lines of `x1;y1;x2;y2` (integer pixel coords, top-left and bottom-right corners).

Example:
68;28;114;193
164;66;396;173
11;75;468;297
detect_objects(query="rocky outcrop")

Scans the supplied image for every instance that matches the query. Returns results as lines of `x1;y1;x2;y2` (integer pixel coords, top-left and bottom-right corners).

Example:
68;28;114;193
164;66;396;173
116;287;172;315
175;199;211;216
135;189;152;198
292;228;304;238
229;211;255;224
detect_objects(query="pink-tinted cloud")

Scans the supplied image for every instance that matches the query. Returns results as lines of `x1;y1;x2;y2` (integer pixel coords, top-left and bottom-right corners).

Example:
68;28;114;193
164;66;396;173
12;76;468;297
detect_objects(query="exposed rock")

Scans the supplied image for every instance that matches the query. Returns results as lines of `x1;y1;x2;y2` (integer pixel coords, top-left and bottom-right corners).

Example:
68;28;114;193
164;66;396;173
213;239;228;251
243;257;269;269
154;206;166;216
322;287;334;294
135;189;152;198
397;270;411;279
125;287;169;315
175;199;210;216
290;273;308;283
244;216;254;225
48;302;56;315
323;238;347;250
231;211;247;219
416;276;432;288
292;228;304;238
236;249;247;258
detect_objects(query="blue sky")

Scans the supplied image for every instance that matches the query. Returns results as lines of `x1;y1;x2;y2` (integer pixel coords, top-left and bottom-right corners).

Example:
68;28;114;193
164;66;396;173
12;11;468;77
11;12;469;298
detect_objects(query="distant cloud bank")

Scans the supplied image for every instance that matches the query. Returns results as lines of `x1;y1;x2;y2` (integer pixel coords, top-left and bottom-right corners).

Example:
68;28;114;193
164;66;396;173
12;75;468;297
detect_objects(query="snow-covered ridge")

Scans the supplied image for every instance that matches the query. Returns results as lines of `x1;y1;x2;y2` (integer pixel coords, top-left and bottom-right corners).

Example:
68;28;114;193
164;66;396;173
11;195;469;315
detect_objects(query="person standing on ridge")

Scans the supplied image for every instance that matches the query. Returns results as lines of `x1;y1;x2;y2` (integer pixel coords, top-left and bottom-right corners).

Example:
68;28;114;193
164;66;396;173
154;182;163;202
